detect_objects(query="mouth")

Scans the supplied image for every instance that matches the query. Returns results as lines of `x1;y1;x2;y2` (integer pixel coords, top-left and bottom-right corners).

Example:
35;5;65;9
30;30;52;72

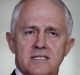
31;56;49;60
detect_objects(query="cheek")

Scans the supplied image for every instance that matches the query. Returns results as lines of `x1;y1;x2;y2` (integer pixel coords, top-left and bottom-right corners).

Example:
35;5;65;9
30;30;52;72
15;36;36;50
15;37;36;62
15;39;36;70
47;38;61;53
15;39;36;61
47;38;65;63
15;52;30;73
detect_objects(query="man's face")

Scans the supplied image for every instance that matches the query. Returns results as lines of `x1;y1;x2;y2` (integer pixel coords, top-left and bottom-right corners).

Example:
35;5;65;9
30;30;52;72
6;0;74;75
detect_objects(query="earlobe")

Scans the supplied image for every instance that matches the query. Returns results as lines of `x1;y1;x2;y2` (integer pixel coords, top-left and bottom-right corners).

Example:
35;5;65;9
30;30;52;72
6;32;15;53
65;38;75;56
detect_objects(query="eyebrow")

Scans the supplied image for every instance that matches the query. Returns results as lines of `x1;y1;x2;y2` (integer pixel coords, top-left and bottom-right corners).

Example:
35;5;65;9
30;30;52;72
47;27;55;30
22;26;38;30
22;25;59;32
46;26;58;31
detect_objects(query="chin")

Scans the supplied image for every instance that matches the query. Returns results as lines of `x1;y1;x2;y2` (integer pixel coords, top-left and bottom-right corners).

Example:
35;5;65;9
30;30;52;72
28;69;50;75
25;63;52;75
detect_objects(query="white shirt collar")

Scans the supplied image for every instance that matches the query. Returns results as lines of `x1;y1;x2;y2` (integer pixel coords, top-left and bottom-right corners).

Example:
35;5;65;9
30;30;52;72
15;68;23;75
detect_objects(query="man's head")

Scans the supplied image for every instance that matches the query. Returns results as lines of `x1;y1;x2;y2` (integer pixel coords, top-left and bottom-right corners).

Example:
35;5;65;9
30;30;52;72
6;0;75;75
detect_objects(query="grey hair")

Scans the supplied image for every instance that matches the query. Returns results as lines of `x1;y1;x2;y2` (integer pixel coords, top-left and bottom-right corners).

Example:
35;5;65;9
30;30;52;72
60;0;73;36
10;0;23;33
10;0;73;36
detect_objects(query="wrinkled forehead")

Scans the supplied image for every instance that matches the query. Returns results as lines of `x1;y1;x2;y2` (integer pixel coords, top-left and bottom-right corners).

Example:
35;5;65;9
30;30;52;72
14;0;67;36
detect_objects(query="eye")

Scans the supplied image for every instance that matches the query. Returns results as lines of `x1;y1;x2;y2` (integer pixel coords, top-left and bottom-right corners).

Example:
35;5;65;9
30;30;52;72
24;30;34;35
49;31;58;37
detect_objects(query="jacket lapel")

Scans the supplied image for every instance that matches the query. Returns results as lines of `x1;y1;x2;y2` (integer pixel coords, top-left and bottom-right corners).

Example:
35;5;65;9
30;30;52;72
11;70;16;75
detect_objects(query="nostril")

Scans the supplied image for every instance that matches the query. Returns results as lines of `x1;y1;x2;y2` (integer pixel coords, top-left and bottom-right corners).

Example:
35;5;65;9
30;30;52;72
35;45;45;49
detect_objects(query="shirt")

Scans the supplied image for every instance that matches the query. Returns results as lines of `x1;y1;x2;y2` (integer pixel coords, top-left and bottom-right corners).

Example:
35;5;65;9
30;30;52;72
15;68;23;75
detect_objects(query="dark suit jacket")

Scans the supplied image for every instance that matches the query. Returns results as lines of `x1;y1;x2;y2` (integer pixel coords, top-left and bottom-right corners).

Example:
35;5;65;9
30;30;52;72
11;70;16;75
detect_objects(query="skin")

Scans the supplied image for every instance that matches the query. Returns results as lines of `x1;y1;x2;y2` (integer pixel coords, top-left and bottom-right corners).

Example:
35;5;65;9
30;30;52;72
6;0;75;75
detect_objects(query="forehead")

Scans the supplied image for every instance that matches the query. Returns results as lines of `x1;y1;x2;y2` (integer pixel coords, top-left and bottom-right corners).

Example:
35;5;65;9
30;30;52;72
16;0;66;30
21;0;65;17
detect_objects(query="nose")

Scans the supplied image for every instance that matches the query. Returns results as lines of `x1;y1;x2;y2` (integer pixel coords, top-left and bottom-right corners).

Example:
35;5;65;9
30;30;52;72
34;32;46;50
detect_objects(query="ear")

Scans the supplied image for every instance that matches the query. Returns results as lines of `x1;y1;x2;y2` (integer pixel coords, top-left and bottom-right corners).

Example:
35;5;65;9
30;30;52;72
65;38;75;56
6;32;15;53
